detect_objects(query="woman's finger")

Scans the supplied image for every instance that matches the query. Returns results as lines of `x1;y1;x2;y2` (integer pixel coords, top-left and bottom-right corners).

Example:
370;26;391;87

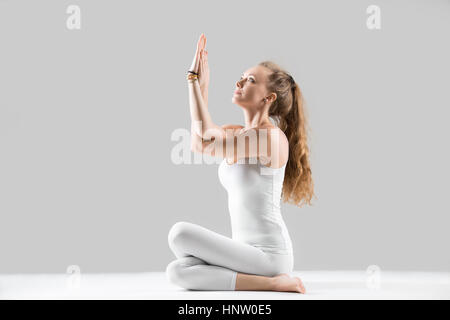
190;36;201;72
197;35;203;56
201;34;206;50
198;34;203;48
196;36;201;54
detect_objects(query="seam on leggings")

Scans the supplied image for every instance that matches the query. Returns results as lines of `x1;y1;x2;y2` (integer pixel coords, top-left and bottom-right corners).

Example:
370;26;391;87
229;271;238;291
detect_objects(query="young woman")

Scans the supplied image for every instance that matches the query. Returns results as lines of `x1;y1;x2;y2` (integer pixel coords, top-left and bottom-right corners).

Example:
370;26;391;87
166;34;314;293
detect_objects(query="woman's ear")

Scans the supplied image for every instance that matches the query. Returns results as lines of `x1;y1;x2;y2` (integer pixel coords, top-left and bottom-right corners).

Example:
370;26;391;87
270;92;277;102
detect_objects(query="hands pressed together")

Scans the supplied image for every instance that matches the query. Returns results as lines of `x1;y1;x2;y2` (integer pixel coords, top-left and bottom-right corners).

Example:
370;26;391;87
189;33;210;91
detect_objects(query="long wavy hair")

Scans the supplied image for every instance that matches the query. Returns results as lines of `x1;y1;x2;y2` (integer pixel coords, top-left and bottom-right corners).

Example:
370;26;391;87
259;61;315;207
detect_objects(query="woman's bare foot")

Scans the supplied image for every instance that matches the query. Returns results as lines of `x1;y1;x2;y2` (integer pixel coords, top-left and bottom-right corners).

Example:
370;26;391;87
272;273;306;294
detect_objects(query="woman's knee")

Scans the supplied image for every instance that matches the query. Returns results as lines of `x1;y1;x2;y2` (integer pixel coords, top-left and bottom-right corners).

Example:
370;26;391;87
168;221;195;247
166;259;187;288
166;257;203;289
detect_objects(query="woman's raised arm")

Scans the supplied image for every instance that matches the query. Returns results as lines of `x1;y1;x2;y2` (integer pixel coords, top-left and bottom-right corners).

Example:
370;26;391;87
188;34;225;141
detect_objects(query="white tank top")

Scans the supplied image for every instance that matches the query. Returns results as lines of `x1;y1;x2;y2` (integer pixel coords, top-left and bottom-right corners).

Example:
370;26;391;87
218;157;294;255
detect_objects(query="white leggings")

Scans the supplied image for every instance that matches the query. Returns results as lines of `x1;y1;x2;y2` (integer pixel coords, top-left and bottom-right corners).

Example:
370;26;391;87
166;221;294;291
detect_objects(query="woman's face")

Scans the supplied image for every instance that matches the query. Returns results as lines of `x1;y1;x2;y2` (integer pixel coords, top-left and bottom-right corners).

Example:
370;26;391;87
232;65;272;109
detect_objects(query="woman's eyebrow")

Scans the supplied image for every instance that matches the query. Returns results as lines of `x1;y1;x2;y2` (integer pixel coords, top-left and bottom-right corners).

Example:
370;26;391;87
242;73;256;78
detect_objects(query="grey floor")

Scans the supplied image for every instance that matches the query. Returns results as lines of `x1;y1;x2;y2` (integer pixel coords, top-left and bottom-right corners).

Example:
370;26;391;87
1;271;449;300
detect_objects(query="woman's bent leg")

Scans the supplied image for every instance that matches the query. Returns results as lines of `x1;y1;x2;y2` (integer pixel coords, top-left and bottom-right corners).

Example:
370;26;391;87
166;256;238;291
166;221;291;291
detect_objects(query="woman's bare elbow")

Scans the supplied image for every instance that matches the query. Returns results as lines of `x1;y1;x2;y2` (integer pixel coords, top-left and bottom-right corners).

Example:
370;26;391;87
191;138;207;154
190;140;200;153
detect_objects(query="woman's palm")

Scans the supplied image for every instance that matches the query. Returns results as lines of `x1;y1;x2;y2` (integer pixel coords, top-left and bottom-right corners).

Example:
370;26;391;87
190;34;210;89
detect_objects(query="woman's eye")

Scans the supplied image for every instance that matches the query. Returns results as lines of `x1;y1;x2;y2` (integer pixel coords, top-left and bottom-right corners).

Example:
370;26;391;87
239;77;254;83
240;77;254;82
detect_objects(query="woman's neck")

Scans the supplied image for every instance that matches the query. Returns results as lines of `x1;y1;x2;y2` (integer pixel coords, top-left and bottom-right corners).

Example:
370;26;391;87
242;108;272;130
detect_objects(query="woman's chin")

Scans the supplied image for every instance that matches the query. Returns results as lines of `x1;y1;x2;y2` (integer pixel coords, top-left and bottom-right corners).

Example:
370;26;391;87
232;100;244;108
232;97;241;105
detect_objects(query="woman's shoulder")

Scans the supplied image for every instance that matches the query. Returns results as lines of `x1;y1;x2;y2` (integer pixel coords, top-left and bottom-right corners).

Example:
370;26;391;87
259;126;289;168
257;124;288;145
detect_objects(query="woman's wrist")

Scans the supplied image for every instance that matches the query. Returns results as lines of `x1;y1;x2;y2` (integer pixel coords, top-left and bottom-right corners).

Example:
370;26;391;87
187;80;197;84
187;71;198;83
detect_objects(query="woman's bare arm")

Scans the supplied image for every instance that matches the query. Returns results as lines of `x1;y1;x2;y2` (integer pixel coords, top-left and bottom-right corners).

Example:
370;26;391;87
190;86;209;150
188;34;224;141
188;80;224;141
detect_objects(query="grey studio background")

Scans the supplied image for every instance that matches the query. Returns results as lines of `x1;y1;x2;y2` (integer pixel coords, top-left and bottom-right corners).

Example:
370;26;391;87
0;0;449;274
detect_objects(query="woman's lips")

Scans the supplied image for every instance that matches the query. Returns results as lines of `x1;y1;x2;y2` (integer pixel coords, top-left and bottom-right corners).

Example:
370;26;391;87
234;90;242;95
